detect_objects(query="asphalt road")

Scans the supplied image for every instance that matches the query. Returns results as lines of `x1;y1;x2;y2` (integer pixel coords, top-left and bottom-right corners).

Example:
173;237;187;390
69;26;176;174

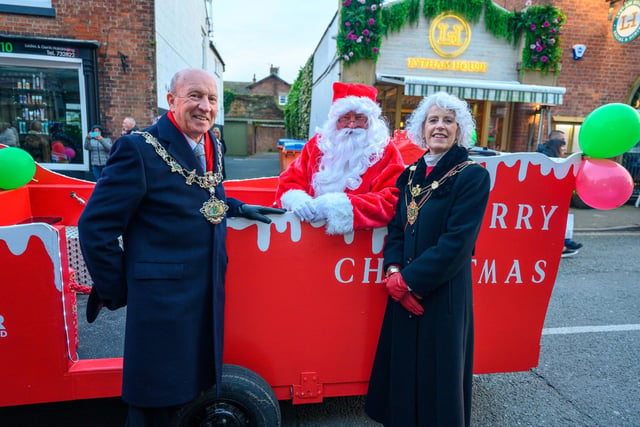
281;231;640;426
1;232;638;426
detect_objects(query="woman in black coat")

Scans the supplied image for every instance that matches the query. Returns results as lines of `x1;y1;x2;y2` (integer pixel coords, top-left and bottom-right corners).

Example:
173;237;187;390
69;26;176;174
365;92;490;426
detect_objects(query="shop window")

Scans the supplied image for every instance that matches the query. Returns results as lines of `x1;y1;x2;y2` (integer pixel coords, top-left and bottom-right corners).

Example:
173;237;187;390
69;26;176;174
630;82;640;111
0;62;86;169
552;118;582;154
469;100;510;151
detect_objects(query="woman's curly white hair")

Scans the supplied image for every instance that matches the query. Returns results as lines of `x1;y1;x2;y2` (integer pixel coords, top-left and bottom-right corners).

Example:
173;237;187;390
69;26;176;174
406;91;476;149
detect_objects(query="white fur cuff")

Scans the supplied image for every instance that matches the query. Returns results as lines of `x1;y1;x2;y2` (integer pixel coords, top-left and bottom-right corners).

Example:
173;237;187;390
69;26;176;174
280;189;313;211
315;192;354;235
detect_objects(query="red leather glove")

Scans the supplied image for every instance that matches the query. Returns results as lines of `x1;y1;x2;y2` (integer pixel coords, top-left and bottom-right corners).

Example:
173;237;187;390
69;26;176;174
399;292;424;316
385;272;409;301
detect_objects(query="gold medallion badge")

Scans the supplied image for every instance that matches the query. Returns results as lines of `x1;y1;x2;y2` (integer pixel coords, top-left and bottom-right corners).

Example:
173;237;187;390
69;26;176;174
200;192;229;224
407;199;419;225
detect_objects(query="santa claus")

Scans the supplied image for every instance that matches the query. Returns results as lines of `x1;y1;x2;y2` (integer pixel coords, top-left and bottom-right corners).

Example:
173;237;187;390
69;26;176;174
275;82;405;234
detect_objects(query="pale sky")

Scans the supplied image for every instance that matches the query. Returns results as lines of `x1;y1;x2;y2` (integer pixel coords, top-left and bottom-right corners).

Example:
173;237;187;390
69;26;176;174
211;2;339;84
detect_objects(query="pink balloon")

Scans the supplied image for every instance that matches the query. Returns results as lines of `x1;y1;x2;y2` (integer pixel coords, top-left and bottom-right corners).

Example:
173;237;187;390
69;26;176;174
576;158;634;210
64;147;76;159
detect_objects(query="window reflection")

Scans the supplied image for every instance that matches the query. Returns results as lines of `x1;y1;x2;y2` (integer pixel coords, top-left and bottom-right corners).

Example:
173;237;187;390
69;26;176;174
0;65;82;164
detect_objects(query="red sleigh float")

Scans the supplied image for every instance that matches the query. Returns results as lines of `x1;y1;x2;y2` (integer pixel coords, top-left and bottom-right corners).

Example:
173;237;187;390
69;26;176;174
0;143;580;423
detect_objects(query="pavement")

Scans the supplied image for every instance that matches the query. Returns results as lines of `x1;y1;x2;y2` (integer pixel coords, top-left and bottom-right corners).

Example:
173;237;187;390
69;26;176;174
225;153;640;233
570;204;640;232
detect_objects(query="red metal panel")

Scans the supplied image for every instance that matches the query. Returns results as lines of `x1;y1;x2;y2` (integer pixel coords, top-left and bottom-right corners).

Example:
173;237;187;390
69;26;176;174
0;150;580;407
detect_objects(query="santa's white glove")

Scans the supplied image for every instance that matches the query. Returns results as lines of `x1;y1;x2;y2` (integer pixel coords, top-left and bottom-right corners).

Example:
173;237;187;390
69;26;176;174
293;199;318;222
311;197;329;221
281;190;321;223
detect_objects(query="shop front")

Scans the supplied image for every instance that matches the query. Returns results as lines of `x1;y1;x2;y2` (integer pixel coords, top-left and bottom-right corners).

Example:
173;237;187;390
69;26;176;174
375;75;564;152
309;5;568;153
0;35;100;173
370;10;565;152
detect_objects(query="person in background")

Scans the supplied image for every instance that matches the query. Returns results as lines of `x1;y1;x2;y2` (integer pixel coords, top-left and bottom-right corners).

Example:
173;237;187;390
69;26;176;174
121;116;138;135
536;131;566;157
275;82;405;234
536;129;583;257
23;120;51;162
84;124;112;180
78;68;284;426
365;92;490;426
212;125;227;179
0;121;19;147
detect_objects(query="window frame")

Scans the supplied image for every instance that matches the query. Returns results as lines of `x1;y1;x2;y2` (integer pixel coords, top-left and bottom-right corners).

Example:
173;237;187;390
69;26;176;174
0;53;89;171
0;1;55;17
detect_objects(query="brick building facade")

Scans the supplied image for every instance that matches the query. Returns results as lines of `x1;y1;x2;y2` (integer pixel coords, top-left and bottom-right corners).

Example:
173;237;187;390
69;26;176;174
0;0;156;143
224;66;291;155
310;0;640;155
508;0;640;152
0;0;223;175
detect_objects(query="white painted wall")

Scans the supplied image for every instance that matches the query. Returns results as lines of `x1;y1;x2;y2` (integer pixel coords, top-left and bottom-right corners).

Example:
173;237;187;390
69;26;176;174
376;8;521;82
310;11;340;138
155;0;225;124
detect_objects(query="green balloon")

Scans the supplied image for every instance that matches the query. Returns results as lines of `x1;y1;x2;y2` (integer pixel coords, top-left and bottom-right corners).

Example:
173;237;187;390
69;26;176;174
470;129;477;146
0;147;36;190
579;103;640;158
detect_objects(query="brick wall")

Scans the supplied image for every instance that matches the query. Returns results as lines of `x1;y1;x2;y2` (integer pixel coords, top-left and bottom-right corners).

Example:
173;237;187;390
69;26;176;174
554;0;640;118
248;75;291;97
0;0;158;137
500;0;640;150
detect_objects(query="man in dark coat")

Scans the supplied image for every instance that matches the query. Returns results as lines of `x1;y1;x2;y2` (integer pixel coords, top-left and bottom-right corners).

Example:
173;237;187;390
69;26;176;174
78;68;282;425
366;92;490;426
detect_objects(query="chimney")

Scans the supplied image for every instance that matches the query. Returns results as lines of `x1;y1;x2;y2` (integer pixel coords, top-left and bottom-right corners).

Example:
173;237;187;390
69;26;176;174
270;65;279;75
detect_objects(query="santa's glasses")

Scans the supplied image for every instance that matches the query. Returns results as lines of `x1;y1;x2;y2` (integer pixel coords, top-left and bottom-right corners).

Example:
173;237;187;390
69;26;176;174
337;114;368;127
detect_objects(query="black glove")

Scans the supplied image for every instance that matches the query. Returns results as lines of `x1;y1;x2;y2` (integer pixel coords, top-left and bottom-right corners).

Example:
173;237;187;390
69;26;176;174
236;204;286;224
86;286;127;323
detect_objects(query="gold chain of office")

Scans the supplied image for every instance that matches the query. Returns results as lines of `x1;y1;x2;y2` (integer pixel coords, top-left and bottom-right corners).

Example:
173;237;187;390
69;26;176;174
138;131;228;224
405;160;475;227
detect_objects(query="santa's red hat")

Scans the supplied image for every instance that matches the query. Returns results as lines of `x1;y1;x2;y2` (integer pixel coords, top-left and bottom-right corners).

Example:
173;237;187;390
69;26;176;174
332;82;377;103
328;82;380;120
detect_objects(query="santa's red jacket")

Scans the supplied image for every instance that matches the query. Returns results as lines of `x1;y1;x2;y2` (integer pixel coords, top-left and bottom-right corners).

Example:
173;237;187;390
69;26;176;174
275;134;405;233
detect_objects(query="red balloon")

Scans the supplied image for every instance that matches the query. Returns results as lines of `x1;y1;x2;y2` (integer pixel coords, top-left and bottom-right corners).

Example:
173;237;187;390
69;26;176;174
576;158;634;210
51;141;65;153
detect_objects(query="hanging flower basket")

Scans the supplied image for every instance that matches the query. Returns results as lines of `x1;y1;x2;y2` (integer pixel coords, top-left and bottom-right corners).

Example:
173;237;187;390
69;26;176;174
519;5;565;75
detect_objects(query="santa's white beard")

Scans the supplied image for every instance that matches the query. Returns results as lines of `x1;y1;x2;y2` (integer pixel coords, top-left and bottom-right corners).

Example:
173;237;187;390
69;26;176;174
313;128;376;196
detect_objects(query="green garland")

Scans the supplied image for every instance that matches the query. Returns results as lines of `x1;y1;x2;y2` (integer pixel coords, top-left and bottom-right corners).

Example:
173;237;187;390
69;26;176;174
223;89;235;115
338;0;564;74
284;56;313;139
423;0;485;23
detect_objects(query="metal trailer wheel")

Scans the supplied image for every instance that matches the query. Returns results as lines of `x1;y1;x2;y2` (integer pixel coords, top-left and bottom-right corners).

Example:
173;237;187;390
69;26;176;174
176;364;281;427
